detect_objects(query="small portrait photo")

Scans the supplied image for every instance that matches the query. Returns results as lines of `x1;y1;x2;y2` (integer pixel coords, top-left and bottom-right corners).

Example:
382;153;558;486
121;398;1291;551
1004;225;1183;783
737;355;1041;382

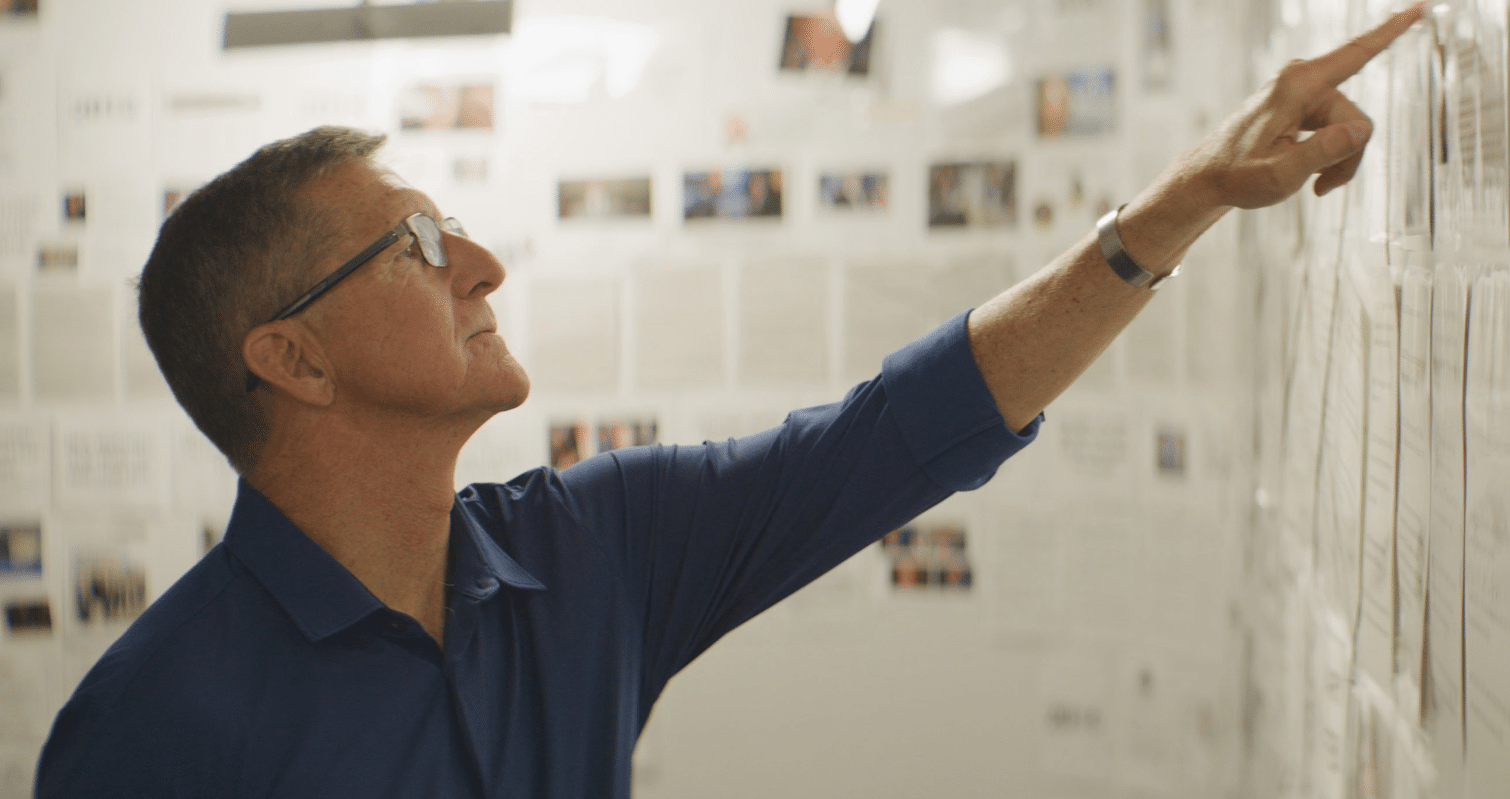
892;553;927;588
399;83;495;131
1156;427;1186;475
778;14;874;76
818;171;889;211
927;161;1016;229
1036;68;1116;137
933;556;973;589
924;524;966;552
4;599;52;634
36;244;78;273
549;420;592;470
559;177;652;220
1;0;39;16
596;419;657;453
73;552;147;625
62;191;86;223
683;169;783;221
163;184;199;220
1034;200;1054;231
880;525;917;550
0;522;42;576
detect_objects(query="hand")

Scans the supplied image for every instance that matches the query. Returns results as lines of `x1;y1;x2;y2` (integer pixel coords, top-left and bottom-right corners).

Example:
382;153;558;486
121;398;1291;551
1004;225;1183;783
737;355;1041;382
1189;2;1427;210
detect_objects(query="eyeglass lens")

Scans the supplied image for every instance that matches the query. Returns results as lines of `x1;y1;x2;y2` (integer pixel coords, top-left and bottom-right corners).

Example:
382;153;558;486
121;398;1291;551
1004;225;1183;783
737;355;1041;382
409;215;468;268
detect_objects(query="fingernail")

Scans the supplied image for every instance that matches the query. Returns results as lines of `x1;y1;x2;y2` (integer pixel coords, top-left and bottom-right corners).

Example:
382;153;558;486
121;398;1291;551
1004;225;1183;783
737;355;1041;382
1346;120;1372;148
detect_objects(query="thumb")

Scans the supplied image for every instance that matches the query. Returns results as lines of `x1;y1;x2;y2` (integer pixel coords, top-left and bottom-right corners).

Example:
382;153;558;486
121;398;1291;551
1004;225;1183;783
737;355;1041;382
1298;119;1372;173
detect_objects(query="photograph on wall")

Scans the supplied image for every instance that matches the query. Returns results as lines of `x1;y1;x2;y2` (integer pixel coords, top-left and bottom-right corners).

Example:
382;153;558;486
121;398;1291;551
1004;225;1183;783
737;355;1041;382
778;14;874;76
927;161;1016;228
72;550;147;625
684;168;783;220
62;191;85;223
163;184;198;220
549;420;591;470
559;177;652;220
399;83;495;131
36;244;78;273
4;598;51;634
0;521;41;577
1036;68;1116;137
818;171;889;211
596;419;657;453
1142;0;1173;90
1;0;38;16
453;155;489;183
1156;427;1186;475
882;522;972;590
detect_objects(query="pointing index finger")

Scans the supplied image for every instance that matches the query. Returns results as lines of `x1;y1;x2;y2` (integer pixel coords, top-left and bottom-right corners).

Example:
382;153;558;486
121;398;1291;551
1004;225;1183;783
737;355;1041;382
1312;2;1428;87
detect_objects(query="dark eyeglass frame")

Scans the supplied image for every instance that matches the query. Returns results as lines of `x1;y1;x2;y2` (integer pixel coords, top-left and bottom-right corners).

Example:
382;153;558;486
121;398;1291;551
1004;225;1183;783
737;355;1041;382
245;212;467;391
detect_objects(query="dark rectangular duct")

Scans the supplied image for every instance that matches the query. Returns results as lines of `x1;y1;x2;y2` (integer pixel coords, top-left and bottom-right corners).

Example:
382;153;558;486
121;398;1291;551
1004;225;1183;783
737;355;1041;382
224;1;511;49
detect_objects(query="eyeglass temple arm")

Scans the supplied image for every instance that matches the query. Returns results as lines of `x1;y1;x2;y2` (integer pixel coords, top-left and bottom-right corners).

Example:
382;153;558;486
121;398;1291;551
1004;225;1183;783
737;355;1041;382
265;227;404;323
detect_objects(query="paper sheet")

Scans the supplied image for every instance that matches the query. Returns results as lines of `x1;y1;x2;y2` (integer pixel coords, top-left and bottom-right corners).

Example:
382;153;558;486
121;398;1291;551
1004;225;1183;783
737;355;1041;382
1395;264;1432;710
526;276;620;392
0;421;47;512
843;262;932;383
1314;279;1366;627
1424;262;1467;796
31;286;114;402
738;260;828;385
633;265;723;389
52;417;169;509
1463;271;1510;795
1356;275;1400;687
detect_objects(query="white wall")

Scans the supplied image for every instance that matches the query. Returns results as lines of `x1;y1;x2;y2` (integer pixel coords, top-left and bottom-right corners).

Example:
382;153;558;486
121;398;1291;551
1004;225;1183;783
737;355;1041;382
0;0;1264;796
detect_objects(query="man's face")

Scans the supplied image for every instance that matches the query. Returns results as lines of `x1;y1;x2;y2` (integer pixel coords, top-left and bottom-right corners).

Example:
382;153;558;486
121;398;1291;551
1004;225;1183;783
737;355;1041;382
294;158;530;423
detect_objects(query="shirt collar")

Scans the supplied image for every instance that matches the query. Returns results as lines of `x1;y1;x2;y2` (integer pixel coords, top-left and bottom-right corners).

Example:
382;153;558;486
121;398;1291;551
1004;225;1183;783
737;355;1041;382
449;500;547;599
224;478;545;643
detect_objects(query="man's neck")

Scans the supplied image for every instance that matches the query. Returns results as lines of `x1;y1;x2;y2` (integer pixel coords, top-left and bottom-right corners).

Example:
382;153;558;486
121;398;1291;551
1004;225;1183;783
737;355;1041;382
248;412;477;646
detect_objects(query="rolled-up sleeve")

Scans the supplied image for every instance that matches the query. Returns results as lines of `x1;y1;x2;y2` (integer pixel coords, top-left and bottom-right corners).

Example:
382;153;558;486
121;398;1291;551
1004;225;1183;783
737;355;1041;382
882;309;1041;491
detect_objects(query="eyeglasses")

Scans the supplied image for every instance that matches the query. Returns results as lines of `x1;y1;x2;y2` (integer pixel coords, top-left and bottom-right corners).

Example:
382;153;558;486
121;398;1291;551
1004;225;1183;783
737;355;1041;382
245;212;468;391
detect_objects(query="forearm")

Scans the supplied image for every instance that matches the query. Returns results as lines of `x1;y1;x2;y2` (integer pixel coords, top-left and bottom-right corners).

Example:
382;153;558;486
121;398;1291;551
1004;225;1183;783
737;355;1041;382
967;162;1230;433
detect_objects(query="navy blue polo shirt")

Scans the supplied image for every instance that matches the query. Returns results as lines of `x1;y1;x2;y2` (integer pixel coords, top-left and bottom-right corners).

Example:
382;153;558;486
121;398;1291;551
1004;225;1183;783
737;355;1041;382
36;311;1039;798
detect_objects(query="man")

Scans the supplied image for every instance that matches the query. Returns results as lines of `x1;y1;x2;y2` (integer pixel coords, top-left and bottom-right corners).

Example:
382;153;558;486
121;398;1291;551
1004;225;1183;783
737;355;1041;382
36;5;1424;796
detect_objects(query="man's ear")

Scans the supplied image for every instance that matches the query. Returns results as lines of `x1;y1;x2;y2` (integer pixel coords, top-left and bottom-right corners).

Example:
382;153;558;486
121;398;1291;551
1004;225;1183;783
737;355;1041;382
242;321;335;407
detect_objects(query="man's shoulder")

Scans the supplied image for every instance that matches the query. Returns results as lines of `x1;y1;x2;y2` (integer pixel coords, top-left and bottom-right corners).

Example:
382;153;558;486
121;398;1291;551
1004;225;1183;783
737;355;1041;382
65;545;270;714
38;547;266;796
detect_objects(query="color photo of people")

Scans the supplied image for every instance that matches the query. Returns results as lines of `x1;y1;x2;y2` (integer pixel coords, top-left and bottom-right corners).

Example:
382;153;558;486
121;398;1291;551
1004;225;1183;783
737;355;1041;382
778;14;874;76
880;523;973;589
818;171;889;211
683;169;783;220
927;161;1016;228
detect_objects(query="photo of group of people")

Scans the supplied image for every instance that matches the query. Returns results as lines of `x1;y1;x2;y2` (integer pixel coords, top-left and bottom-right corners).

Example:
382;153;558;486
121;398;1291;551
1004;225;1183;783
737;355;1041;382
818;171;889;211
880;523;973;590
683;169;784;220
549;418;659;470
928;161;1016;228
1036;68;1116;137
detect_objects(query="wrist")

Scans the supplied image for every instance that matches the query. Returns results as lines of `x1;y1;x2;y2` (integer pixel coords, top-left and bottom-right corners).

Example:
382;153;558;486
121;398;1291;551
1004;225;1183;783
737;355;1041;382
1116;169;1232;276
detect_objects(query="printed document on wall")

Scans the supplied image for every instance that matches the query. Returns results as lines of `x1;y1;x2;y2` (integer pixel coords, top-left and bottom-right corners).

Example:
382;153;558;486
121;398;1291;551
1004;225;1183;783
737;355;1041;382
1464;271;1510;795
1424;262;1468;796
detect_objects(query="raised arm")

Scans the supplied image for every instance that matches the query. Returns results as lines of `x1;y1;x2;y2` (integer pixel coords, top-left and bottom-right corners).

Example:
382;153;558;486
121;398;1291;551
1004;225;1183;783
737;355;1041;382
970;3;1427;432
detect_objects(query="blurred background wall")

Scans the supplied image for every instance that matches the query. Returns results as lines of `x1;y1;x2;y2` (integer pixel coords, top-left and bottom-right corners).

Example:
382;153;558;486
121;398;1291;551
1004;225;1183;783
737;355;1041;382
0;0;1503;797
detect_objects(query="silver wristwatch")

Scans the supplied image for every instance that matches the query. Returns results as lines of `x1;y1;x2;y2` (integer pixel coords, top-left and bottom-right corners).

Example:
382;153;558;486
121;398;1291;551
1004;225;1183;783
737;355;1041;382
1096;205;1180;290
